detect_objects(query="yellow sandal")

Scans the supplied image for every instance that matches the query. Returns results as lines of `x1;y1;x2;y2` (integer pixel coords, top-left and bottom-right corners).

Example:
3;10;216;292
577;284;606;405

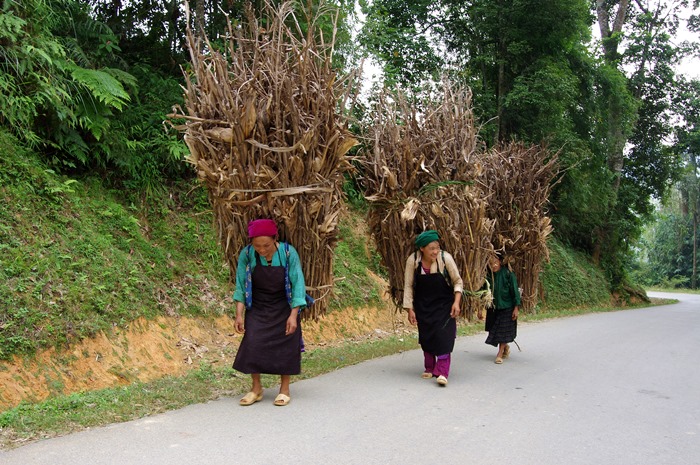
239;391;263;406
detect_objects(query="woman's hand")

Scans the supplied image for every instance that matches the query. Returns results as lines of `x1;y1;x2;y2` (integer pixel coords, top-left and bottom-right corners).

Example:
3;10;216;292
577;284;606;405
406;308;417;326
451;291;462;318
450;302;461;318
285;310;298;335
512;306;519;321
234;302;245;333
235;314;245;333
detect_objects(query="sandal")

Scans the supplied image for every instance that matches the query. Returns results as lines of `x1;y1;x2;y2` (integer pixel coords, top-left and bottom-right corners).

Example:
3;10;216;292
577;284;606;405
436;375;448;386
421;372;433;379
503;345;510;359
495;357;503;364
274;393;291;406
239;391;263;406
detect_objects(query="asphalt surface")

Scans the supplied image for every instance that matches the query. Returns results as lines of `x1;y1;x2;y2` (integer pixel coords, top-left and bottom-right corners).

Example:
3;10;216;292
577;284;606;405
1;291;698;465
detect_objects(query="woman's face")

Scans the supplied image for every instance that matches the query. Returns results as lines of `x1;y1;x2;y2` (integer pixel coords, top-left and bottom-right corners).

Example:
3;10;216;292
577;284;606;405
421;241;441;261
489;256;501;272
251;236;277;259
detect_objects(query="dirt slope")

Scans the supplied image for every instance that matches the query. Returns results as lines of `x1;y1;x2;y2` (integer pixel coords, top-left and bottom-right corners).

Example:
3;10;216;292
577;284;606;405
0;301;405;410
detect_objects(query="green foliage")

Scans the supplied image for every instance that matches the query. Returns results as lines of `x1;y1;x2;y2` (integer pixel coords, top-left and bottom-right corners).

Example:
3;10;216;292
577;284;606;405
0;0;135;165
539;238;611;310
504;57;580;141
0;130;229;360
69;67;130;111
633;203;697;289
342;174;368;212
622;3;687;207
91;64;191;202
330;216;386;310
358;0;444;88
0;131;390;359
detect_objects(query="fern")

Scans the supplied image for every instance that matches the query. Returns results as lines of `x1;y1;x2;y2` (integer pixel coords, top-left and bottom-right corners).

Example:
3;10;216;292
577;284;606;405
0;11;26;43
69;66;130;110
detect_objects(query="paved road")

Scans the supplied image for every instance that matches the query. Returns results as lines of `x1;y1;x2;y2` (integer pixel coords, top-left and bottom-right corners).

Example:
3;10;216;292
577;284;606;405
2;292;698;465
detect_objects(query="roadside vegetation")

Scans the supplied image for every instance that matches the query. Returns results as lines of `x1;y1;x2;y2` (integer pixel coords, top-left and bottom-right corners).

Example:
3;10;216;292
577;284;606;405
0;133;671;449
2;0;697;450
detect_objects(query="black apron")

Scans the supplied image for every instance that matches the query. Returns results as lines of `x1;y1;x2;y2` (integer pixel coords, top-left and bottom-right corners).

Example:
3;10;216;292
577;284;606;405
233;257;301;375
413;266;456;355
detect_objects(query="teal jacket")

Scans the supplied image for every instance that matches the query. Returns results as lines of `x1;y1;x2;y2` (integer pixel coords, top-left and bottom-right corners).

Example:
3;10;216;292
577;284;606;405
485;268;521;310
232;242;307;310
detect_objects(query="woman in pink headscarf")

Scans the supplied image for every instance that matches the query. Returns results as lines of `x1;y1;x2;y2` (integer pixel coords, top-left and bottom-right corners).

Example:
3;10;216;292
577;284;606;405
232;219;307;407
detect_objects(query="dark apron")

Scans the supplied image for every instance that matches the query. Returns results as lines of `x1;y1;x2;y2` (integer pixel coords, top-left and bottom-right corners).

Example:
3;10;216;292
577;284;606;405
233;260;301;375
413;268;456;355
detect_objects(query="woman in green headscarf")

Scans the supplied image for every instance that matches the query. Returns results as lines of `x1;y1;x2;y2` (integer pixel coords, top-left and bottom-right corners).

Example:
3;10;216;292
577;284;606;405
403;230;463;386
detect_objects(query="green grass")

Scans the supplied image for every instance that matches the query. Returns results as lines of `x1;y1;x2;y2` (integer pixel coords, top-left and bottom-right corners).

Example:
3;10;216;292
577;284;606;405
0;299;669;450
537;238;612;311
1;128;669;450
330;217;386;311
0;129;390;360
0;334;418;449
644;286;700;294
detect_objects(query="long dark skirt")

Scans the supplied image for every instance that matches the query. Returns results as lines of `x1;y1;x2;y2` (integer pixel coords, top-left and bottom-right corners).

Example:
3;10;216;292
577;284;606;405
484;307;517;347
233;264;301;375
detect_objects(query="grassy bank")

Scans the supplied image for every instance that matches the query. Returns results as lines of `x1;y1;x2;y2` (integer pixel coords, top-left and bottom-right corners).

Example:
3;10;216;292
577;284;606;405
0;129;652;449
0;129;384;361
0;299;670;450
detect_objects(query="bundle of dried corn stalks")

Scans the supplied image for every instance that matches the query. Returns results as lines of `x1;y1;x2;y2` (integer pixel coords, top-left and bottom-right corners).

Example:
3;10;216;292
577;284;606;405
484;142;558;311
169;1;358;318
361;82;494;319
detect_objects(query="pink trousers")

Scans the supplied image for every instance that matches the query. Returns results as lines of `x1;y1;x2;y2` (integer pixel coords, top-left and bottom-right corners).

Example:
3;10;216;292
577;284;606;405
424;352;451;377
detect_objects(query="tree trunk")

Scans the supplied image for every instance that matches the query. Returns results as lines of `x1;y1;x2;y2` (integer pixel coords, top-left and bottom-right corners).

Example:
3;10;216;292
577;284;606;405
693;210;697;289
195;0;206;35
593;0;631;269
497;52;506;142
495;0;507;144
693;153;699;290
596;0;631;187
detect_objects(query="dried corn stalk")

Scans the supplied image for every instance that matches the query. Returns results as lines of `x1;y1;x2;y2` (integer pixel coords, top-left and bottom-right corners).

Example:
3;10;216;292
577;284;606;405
361;80;494;319
170;1;358;318
484;142;559;311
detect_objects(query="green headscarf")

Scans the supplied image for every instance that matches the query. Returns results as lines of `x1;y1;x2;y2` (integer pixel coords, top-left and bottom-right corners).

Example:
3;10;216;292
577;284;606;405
415;230;439;248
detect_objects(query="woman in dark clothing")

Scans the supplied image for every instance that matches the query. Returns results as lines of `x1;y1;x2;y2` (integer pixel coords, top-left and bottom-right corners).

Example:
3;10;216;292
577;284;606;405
403;230;463;386
232;219;307;406
484;252;521;364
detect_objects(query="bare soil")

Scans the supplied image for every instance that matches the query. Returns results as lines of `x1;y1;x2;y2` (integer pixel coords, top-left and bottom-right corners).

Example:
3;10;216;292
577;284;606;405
0;295;406;411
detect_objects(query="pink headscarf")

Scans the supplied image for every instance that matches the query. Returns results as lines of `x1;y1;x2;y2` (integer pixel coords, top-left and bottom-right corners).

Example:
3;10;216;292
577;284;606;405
247;219;278;238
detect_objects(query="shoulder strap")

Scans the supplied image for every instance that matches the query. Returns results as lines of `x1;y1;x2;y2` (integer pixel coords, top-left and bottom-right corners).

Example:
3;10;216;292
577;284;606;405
441;250;452;286
283;242;293;307
246;244;256;265
244;245;253;310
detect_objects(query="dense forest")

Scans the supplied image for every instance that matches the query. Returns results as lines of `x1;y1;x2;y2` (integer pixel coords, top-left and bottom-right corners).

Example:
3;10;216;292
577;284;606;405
1;0;698;290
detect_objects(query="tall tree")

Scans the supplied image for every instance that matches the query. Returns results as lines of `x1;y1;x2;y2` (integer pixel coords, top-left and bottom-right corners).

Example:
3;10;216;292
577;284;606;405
359;0;698;288
674;79;700;288
593;0;691;284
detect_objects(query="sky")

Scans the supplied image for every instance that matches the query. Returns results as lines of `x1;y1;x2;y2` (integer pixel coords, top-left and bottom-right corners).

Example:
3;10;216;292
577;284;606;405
675;9;699;79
